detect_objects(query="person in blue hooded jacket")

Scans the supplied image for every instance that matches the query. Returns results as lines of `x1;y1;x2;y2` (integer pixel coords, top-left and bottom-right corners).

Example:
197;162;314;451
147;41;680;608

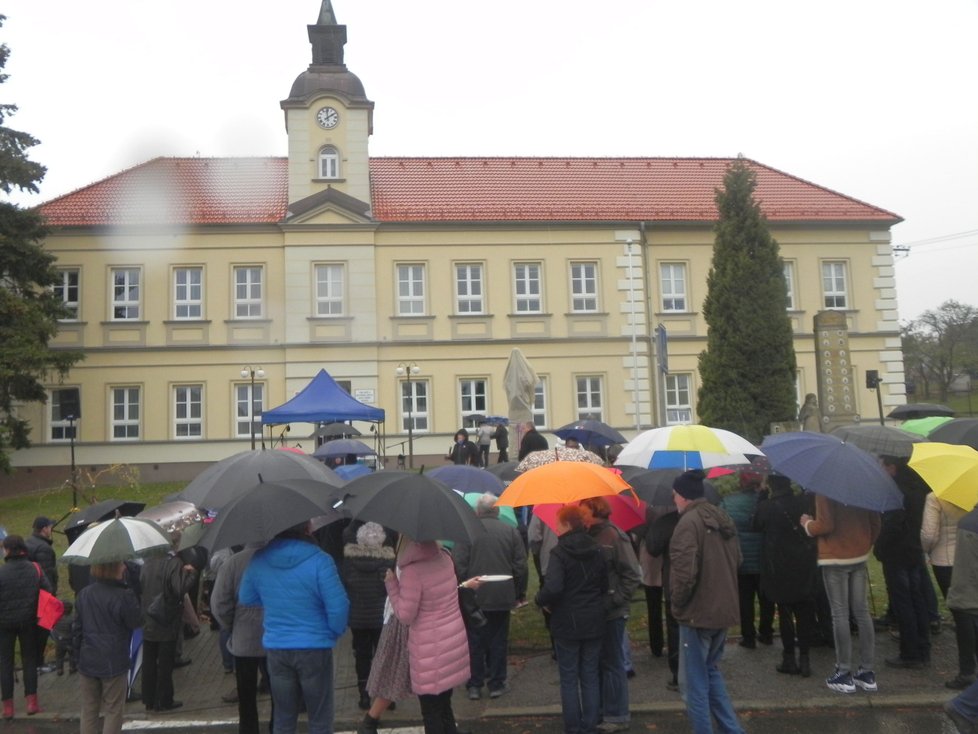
239;521;349;734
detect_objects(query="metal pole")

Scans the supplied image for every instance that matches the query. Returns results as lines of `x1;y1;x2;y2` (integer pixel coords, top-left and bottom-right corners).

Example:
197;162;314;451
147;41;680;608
250;370;257;450
407;372;415;469
69;417;77;509
875;383;885;426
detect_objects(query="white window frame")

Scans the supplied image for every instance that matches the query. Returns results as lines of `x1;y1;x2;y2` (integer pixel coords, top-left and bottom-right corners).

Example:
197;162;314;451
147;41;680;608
49;388;78;442
665;374;693;425
514;262;542;313
318;146;340;179
821;261;849;309
174;266;203;320
314;263;345;316
782;261;796;310
111;267;141;320
455;263;485;314
532;378;548;429
570;261;599;313
396;264;426;316
111;386;140;441
459;379;488;420
576;375;604;422
235;382;264;438
234;266;264;319
174;384;203;439
400;378;429;433
54;268;80;321
659;263;687;312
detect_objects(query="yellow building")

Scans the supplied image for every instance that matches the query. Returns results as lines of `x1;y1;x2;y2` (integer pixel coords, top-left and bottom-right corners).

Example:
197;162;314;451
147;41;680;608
8;3;905;488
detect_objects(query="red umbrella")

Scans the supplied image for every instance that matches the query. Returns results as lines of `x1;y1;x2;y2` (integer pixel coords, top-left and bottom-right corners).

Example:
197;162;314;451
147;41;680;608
532;492;647;534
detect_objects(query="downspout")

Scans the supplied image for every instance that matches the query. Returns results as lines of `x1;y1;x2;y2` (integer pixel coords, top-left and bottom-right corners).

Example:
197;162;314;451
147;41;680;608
638;221;658;428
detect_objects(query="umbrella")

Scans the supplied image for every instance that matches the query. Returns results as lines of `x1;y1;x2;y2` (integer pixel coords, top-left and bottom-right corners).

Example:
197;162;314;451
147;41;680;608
334;464;372;481
63;499;147;543
929;419;978;451
484;416;509;426
887;403;955;420
830;424;928;458
462;492;518;528
760;432;902;512
313;438;377;460
624;468;721;506
616;425;761;470
341;471;486;544
486;461;522;483
174;449;345;510
199;478;345;552
553;419;627;448
62;518;172;565
908;442;978;511
533;492;647;533
428;465;506;496
900;416;954;437
496;461;633;508
516;446;605;472
313;422;362;440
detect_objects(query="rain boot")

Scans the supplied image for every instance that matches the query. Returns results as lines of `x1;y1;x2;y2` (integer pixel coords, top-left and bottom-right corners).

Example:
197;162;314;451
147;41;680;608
357;714;379;734
2;699;13;720
26;694;40;715
799;653;812;678
776;651;800;675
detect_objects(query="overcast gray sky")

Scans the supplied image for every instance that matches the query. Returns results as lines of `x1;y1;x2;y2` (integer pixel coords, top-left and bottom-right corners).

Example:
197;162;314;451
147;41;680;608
4;0;975;322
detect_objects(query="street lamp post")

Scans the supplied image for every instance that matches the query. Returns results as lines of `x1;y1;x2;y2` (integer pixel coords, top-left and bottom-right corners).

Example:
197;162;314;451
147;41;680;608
241;366;265;450
395;362;421;468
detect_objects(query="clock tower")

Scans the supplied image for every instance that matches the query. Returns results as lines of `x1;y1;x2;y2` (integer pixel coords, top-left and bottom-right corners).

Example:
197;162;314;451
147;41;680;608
281;1;374;207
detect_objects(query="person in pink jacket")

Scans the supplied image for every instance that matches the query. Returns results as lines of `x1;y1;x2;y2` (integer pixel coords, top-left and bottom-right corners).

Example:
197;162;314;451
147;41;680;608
384;539;470;734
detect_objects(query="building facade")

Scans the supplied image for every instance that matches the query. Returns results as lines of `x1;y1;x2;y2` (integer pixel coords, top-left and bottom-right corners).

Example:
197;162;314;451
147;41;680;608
8;2;905;487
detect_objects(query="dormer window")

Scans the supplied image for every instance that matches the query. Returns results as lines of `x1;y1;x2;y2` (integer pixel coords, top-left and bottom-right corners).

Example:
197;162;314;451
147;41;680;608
319;146;340;179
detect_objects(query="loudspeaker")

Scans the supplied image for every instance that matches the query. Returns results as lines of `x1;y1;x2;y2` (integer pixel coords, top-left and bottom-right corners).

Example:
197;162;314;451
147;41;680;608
865;370;880;389
60;388;81;420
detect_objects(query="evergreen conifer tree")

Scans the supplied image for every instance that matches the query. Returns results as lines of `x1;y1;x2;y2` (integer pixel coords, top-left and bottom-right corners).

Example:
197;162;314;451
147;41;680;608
0;19;83;472
696;158;797;442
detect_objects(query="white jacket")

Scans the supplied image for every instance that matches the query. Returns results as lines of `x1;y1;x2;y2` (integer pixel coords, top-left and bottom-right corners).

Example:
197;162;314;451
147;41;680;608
920;493;967;567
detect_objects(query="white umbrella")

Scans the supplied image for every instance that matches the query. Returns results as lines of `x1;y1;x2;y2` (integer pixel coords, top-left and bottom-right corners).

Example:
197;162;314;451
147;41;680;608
62;517;172;565
616;425;762;470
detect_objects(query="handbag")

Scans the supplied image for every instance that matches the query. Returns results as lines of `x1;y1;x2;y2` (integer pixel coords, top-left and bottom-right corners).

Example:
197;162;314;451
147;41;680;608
33;563;65;631
458;585;487;629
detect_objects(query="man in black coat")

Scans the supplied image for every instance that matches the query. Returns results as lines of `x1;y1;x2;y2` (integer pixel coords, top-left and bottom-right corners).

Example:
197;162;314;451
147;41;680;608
26;517;58;674
517;422;548;460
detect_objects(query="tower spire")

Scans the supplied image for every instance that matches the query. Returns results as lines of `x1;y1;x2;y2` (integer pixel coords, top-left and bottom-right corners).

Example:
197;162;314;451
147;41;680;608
309;0;346;66
317;1;337;25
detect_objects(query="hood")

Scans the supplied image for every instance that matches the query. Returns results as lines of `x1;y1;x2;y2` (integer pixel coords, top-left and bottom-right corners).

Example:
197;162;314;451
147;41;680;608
557;527;601;560
397;539;440;568
259;537;323;570
691;499;738;540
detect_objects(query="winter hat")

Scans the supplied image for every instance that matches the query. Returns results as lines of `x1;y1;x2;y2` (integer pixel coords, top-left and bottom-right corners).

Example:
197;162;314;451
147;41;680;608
672;470;706;500
33;516;55;531
357;521;386;548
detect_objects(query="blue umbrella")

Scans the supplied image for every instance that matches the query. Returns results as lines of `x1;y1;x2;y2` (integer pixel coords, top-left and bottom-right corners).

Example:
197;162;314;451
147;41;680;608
428;465;506;496
313;438;377;460
335;464;373;481
760;432;902;512
554;419;627;448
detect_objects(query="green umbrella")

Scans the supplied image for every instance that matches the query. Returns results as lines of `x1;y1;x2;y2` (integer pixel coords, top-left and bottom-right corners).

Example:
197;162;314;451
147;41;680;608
463;492;518;528
900;416;953;437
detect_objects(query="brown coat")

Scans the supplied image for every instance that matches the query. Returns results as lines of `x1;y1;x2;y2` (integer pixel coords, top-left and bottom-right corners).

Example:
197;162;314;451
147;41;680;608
669;499;741;629
803;494;880;565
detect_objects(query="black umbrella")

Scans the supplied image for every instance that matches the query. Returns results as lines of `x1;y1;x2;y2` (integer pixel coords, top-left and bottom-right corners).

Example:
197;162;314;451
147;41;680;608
63;500;147;543
199;478;345;552
312;438;377;460
312;422;362;440
174;449;346;510
554;419;627;448
341;471;486;544
625;468;721;506
929;419;978;451
486;461;522;483
888;403;955;420
830;423;927;458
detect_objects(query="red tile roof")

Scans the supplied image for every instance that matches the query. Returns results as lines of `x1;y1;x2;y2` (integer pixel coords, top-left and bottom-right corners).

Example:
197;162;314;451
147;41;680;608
38;156;901;228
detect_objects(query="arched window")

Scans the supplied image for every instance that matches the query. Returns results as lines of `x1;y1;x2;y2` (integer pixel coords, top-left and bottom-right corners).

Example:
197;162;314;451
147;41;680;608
319;146;340;179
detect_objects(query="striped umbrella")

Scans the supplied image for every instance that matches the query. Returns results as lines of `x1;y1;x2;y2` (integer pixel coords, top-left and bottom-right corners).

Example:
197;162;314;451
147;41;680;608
62;517;171;565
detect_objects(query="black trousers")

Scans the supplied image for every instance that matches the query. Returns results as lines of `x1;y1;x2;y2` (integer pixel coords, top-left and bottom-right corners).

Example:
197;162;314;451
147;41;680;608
234;655;272;734
418;689;458;734
0;623;38;699
142;639;177;709
776;599;816;655
351;628;382;696
737;573;774;641
643;585;664;656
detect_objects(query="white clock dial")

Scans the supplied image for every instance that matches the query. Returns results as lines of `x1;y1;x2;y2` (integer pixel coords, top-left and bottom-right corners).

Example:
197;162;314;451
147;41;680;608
316;107;339;129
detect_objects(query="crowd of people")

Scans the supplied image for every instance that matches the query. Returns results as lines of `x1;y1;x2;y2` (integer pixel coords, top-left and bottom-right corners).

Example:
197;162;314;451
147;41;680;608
4;423;978;734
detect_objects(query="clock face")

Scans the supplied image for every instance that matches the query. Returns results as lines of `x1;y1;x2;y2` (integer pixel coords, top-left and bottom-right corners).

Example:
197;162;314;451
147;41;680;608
316;106;339;129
